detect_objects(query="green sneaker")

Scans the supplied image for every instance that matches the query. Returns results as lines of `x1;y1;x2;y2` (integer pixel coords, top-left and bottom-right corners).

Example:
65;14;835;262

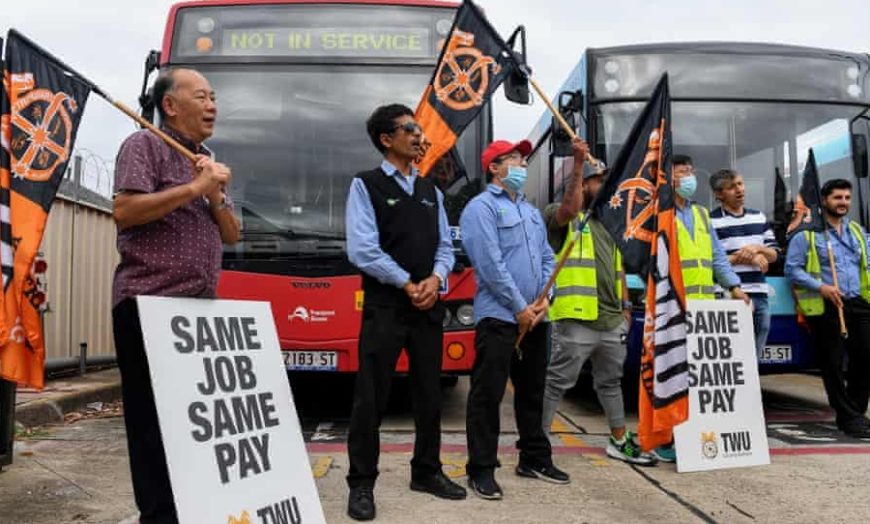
605;431;658;466
652;444;677;463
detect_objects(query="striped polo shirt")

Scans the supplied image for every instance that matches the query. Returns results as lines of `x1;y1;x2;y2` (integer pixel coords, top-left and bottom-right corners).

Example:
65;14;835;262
710;207;778;295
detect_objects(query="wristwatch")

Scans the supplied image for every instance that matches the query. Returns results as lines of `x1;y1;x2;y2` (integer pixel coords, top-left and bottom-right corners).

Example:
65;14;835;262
213;193;229;211
433;272;444;287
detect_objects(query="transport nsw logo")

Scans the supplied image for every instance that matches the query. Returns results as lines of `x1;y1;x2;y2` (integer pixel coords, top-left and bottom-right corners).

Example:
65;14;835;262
288;306;335;323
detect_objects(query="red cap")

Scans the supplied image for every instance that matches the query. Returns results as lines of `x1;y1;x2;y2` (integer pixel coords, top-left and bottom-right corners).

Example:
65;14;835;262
481;139;532;173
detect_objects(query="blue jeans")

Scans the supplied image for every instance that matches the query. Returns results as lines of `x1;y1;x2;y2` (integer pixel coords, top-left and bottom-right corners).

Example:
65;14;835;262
751;294;771;357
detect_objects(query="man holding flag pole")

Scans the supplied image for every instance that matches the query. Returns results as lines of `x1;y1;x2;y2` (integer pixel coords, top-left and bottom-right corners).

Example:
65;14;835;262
786;152;870;438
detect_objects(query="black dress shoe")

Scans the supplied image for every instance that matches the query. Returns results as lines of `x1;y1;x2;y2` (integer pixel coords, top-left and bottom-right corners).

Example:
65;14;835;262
516;462;571;484
841;421;870;439
348;486;375;521
410;471;467;500
468;470;503;500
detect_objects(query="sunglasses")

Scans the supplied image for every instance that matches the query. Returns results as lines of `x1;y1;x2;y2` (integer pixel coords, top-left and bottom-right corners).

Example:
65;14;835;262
389;121;422;134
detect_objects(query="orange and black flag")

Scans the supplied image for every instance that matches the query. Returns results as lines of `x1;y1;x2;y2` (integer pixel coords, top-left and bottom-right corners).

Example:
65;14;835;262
0;30;91;388
590;75;689;451
414;0;521;175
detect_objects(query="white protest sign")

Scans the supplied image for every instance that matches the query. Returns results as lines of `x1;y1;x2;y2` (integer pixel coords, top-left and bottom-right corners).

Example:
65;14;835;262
674;299;770;473
137;296;325;524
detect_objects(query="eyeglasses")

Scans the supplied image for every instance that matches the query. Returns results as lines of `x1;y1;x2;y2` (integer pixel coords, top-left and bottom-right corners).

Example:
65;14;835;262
389;121;422;134
494;151;523;163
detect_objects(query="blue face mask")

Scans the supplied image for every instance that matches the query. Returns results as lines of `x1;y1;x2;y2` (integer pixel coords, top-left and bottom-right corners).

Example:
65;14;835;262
676;174;697;199
502;166;528;192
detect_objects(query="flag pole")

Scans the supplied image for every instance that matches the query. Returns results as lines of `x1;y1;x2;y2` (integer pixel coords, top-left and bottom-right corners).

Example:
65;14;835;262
515;214;593;353
514;76;607;352
527;77;602;167
103;97;198;163
822;227;849;338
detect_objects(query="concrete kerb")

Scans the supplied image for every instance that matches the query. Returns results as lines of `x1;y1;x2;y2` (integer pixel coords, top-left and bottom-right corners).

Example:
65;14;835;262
14;371;123;427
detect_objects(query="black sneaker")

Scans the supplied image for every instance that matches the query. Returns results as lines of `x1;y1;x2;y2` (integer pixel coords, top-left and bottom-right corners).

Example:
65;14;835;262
410;471;467;500
468;471;503;500
347;486;375;521
841;420;870;439
515;462;571;485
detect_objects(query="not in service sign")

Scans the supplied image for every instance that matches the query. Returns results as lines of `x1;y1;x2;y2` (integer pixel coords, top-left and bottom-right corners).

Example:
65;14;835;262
137;296;325;524
673;300;771;473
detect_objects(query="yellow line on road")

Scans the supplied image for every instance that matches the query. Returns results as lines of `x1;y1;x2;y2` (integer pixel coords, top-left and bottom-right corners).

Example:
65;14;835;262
311;456;333;478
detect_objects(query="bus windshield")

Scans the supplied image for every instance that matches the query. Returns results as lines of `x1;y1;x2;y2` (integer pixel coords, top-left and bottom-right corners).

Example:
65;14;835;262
199;65;481;253
595;101;868;257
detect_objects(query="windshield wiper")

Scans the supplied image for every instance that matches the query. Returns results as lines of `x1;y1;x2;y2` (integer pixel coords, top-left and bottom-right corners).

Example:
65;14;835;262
242;229;345;242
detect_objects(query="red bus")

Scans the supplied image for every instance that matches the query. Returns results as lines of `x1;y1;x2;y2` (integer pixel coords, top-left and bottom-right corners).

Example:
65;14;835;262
142;0;486;375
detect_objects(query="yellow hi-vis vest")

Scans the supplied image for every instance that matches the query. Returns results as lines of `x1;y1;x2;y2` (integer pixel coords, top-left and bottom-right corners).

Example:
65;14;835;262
550;213;623;321
676;204;716;300
795;222;870;316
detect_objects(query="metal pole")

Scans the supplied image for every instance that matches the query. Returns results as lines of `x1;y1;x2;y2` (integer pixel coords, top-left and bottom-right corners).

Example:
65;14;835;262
79;343;88;376
68;155;81;363
0;379;15;468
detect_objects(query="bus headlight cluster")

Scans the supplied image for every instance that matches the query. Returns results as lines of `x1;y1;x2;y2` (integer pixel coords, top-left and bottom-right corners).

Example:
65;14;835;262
603;60;621;94
197;17;216;34
443;308;453;328
846;66;862;99
455;304;474;326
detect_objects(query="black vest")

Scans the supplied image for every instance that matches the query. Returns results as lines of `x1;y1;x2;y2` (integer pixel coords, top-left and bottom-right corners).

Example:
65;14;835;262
355;168;440;307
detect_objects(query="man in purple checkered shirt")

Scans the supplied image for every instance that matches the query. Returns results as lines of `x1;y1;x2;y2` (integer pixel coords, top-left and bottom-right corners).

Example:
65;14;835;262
111;68;239;524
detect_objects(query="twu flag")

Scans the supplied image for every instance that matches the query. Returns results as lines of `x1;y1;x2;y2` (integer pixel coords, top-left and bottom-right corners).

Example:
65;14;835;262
590;75;689;451
0;30;91;388
414;0;521;175
786;149;825;238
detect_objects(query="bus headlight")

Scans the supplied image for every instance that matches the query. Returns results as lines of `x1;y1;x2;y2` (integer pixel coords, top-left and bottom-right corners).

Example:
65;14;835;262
604;79;620;93
197;17;216;34
604;60;620;75
443;308;453;328
847;84;862;98
456;304;474;326
847;66;859;80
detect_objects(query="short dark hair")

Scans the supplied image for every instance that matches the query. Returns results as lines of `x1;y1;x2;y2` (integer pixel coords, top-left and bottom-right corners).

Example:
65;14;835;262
152;69;179;121
710;169;739;192
366;104;414;154
821;178;852;197
673;154;693;167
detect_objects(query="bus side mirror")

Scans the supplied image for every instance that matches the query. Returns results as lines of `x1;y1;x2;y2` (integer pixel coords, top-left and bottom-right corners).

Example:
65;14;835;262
552;90;583;157
853;134;868;179
503;68;530;105
138;50;161;125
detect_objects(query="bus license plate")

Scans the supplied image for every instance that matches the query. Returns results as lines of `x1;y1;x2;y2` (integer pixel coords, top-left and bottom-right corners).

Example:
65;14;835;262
760;345;792;363
284;351;338;371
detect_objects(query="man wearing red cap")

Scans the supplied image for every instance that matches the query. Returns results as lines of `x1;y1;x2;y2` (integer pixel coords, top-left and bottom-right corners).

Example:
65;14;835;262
459;139;568;501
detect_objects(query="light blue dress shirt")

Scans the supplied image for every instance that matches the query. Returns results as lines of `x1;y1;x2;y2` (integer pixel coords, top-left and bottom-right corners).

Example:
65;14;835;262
345;160;454;288
459;184;556;325
785;218;869;299
676;201;741;289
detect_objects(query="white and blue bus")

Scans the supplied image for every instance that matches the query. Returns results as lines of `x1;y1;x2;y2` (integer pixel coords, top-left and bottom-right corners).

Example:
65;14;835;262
525;42;870;376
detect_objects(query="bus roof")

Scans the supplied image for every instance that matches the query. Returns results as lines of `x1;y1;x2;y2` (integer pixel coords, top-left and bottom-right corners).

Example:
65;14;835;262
160;0;460;64
527;41;870;150
588;41;870;63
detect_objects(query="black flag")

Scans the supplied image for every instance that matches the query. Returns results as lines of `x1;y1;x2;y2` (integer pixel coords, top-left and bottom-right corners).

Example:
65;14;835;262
590;74;673;277
415;0;521;175
787;149;824;238
588;74;689;451
0;29;91;388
